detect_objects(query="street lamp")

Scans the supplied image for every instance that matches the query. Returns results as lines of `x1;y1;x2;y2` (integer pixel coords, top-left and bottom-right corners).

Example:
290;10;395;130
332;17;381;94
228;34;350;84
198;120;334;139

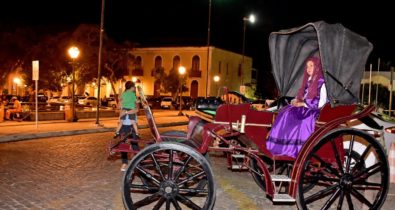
13;77;21;96
241;14;255;89
178;66;186;116
213;75;220;97
68;46;80;122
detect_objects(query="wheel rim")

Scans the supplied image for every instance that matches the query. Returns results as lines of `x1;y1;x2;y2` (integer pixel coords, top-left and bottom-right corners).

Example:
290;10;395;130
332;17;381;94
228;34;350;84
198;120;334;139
122;142;215;210
297;128;389;210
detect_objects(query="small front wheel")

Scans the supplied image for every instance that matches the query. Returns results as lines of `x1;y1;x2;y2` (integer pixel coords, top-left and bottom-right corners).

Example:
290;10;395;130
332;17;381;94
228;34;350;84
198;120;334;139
122;142;216;210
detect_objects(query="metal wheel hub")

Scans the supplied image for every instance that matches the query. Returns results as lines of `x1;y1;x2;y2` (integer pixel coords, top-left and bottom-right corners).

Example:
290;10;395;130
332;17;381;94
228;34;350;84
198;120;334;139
339;173;353;191
160;180;179;199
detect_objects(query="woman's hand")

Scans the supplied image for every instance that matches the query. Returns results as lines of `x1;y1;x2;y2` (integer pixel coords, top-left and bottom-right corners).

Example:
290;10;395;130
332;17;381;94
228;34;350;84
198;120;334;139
291;99;305;107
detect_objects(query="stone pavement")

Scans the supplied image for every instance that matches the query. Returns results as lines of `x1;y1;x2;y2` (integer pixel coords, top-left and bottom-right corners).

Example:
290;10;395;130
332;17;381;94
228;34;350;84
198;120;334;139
0;110;194;143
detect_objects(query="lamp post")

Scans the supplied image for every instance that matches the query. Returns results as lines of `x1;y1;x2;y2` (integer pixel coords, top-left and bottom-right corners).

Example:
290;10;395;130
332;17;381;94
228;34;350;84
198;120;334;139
213;75;220;97
68;46;80;122
178;66;186;116
241;14;255;88
206;0;212;98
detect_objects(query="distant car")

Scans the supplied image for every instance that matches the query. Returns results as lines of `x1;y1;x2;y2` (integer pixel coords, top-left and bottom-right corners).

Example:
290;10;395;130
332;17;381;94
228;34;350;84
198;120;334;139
60;96;72;103
160;97;173;109
106;97;118;109
48;96;61;103
79;96;98;106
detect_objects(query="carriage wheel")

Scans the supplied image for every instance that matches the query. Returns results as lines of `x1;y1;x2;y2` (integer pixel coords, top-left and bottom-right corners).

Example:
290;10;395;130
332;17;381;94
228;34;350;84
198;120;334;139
122;142;216;210
297;128;389;210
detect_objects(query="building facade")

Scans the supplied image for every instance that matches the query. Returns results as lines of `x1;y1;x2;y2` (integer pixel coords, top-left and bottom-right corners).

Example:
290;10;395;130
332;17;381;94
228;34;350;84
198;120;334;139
127;46;253;98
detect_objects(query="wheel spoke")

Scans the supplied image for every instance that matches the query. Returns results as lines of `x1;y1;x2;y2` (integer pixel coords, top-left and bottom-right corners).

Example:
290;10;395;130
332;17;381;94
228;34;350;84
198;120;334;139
305;184;338;204
345;135;356;173
330;138;344;175
322;188;341;210
150;153;166;181
153;198;165;210
350;188;373;208
346;193;354;210
134;192;161;208
171;198;182;210
312;154;341;178
136;166;161;185
174;155;193;181
177;171;205;186
176;194;201;210
168;149;174;180
337;191;345;210
353;163;382;182
351;145;372;174
166;199;171;210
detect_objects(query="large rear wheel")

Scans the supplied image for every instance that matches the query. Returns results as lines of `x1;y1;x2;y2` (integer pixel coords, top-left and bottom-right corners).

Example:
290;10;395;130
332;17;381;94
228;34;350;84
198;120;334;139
297;128;389;210
122;142;216;210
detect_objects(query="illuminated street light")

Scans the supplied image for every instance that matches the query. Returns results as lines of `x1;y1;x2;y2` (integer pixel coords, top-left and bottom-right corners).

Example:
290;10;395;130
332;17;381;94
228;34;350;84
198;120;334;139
13;77;21;95
132;77;137;83
241;14;255;91
213;75;220;97
68;46;80;122
178;66;186;116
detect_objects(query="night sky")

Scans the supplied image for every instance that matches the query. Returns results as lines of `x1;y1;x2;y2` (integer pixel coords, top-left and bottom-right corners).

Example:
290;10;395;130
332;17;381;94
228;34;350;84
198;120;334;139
1;0;393;73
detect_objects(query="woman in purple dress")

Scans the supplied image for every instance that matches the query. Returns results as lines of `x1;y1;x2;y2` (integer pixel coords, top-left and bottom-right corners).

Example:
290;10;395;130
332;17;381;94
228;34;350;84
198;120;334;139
266;56;327;158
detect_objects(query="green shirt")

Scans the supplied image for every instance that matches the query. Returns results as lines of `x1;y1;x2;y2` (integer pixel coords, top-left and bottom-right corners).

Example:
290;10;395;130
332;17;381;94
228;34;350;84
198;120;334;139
121;90;137;109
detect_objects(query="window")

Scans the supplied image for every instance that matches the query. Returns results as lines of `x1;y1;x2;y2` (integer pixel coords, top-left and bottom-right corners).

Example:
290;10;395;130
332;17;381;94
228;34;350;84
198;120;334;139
154;56;162;68
173;55;180;70
135;56;142;68
218;61;222;74
238;64;242;77
192;55;200;71
226;63;229;75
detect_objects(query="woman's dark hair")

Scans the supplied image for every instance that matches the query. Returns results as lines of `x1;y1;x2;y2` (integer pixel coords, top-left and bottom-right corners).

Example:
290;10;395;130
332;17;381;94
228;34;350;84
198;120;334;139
125;81;135;90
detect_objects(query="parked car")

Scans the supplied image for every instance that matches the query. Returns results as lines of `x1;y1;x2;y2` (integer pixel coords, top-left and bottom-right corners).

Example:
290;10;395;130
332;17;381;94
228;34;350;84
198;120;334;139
160;97;173;109
60;96;72;103
79;96;98;106
48;96;61;103
106;97;118;109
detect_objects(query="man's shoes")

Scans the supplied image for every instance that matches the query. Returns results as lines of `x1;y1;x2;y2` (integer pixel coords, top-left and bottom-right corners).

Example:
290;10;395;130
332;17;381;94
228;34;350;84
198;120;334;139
113;132;120;139
121;163;128;172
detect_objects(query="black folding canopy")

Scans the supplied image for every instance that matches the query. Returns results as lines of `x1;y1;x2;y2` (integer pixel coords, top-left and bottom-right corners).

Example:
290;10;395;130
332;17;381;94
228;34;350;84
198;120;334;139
268;21;373;107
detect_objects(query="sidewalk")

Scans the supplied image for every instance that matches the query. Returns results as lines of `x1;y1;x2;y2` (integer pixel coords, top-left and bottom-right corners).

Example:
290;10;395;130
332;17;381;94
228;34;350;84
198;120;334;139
0;110;194;143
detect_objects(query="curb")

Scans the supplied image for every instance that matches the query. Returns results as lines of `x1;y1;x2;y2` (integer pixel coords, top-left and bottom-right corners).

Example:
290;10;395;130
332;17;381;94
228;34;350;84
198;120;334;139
0;121;188;143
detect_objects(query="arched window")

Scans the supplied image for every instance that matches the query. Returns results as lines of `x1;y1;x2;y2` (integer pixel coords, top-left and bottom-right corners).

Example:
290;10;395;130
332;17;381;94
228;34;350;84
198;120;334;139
135;56;142;68
133;56;143;76
154;56;162;68
192;55;200;71
173;55;180;70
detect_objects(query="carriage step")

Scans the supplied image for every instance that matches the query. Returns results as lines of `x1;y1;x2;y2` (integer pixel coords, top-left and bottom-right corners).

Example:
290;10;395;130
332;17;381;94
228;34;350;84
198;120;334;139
231;165;248;170
271;174;291;182
231;154;245;159
273;194;295;202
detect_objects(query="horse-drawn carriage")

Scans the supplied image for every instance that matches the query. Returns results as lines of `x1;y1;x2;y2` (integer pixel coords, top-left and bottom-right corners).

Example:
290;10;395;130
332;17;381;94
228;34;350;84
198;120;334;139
110;21;390;209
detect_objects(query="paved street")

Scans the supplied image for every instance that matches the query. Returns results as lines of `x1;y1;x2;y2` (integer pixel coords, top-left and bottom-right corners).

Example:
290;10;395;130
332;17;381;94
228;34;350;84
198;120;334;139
1;125;394;209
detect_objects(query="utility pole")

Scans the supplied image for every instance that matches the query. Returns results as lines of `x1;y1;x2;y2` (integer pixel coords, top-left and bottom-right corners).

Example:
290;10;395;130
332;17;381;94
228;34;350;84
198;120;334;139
95;0;105;125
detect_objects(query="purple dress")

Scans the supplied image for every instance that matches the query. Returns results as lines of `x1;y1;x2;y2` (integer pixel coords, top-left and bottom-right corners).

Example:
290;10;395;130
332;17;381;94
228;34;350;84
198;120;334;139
266;78;325;158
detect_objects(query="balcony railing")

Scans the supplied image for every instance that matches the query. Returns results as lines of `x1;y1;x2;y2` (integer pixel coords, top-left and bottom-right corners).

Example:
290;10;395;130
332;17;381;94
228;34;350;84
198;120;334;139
189;70;201;78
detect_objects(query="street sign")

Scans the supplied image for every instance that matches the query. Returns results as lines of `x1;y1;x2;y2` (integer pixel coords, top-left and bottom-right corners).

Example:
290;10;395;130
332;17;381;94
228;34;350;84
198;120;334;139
32;60;39;80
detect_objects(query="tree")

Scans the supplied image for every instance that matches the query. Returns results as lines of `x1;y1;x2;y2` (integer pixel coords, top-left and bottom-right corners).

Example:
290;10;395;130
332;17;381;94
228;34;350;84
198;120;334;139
162;68;187;98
